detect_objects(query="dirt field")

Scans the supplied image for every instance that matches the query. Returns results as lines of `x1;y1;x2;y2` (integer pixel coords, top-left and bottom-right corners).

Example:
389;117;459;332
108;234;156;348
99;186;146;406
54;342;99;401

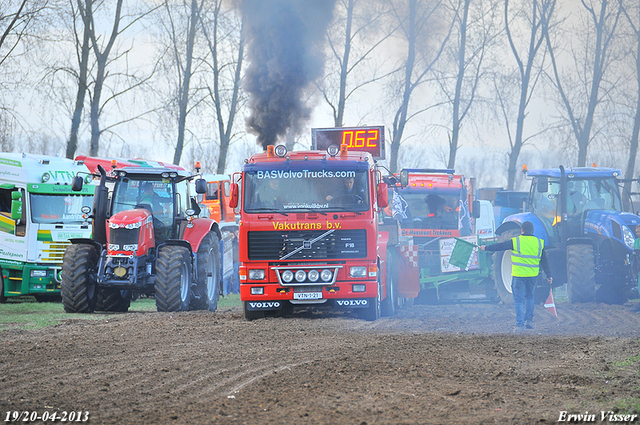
1;301;640;424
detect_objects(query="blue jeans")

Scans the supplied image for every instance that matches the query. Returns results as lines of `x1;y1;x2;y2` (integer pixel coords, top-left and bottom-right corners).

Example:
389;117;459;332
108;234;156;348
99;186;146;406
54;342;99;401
512;276;536;327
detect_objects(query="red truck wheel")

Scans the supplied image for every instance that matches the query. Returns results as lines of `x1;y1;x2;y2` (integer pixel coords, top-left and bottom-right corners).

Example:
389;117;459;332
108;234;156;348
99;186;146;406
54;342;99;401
359;277;381;321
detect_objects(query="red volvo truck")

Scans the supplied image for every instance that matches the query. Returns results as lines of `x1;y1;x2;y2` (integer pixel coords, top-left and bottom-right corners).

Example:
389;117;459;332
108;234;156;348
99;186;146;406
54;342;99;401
229;126;419;320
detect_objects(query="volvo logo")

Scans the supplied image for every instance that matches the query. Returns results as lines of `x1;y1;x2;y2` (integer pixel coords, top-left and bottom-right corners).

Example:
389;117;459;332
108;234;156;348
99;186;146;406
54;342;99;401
248;302;281;310
336;299;368;307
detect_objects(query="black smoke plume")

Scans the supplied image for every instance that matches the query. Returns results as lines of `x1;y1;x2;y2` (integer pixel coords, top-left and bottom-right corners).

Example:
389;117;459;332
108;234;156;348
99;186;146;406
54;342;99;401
240;0;336;150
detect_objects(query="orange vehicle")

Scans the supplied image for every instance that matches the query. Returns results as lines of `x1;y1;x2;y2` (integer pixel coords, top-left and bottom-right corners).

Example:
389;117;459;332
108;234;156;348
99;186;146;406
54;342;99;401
229;126;419;320
197;174;238;227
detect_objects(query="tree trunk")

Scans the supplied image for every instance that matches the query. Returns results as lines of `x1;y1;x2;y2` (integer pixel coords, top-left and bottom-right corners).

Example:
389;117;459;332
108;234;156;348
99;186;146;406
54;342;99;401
174;0;199;166
389;0;416;173
624;17;640;210
448;0;470;170
67;0;92;159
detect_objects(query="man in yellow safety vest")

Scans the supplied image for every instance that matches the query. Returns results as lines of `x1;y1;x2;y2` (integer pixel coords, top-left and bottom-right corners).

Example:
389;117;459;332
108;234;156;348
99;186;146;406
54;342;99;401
480;221;552;331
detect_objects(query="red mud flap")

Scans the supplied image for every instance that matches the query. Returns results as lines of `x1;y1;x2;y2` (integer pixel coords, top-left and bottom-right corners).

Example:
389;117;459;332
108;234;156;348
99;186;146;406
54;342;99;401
245;301;283;311
333;299;371;309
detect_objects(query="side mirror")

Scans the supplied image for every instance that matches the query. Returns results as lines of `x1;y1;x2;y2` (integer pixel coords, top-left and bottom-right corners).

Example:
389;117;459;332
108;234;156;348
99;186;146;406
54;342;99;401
189;198;202;216
537;177;548;193
377;182;388;208
400;170;409;187
10;191;22;221
229;183;239;209
472;200;481;219
195;178;207;194
72;175;84;191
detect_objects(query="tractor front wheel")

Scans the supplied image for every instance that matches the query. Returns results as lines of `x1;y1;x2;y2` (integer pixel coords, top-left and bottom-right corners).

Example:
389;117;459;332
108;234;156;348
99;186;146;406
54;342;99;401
61;244;98;313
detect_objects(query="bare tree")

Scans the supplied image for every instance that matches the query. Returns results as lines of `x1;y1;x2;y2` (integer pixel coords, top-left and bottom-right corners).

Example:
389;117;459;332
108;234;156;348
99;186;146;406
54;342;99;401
498;0;556;189
65;0;92;159
86;1;159;156
319;0;395;128
438;0;501;170
159;0;205;165
86;0;123;155
1;0;49;149
387;0;452;173
0;0;49;64
542;0;623;166
200;1;245;174
621;1;640;207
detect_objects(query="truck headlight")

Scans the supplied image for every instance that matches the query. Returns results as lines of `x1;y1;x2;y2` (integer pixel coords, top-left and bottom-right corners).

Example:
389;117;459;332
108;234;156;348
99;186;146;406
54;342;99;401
248;269;265;280
123;244;138;251
308;270;319;282
125;222;143;230
30;270;48;278
250;287;264;295
108;244;120;251
295;270;307;282
281;270;294;282
320;269;333;282
349;266;367;278
623;225;635;249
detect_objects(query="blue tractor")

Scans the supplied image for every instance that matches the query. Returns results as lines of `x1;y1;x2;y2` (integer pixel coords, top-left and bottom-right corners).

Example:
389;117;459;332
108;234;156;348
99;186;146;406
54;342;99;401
494;166;640;304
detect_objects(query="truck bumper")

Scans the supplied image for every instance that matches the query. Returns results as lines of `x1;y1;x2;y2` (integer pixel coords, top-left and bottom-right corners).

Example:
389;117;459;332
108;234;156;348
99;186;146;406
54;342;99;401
240;280;378;311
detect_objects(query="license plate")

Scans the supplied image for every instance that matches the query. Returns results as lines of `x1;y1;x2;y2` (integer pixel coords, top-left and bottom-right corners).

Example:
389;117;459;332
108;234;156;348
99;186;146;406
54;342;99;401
293;292;323;300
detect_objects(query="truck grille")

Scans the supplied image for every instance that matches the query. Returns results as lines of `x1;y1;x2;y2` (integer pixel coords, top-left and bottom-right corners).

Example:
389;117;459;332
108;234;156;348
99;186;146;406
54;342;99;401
247;229;367;260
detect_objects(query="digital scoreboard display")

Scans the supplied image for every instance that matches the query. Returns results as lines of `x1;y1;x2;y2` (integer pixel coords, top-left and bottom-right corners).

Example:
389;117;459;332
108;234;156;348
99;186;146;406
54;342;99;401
311;126;385;160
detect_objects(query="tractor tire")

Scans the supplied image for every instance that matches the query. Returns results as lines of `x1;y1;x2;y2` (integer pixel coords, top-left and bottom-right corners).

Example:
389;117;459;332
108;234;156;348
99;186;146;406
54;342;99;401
155;245;192;312
61;244;98;313
96;288;131;312
567;243;596;303
192;232;221;311
381;251;398;317
493;229;520;305
359;275;382;321
243;301;265;321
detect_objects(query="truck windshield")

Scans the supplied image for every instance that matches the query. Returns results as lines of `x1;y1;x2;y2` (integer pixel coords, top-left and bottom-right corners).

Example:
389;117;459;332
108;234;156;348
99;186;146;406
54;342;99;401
244;168;370;213
30;194;93;224
386;188;462;230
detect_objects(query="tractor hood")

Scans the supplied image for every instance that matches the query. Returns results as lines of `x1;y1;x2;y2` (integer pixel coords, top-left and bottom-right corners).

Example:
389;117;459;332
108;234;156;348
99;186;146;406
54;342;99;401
499;210;640;252
584;210;640;251
108;209;153;229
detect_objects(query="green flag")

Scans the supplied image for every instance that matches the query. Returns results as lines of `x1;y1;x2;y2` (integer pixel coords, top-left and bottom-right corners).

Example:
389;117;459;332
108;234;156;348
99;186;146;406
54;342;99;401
448;237;477;270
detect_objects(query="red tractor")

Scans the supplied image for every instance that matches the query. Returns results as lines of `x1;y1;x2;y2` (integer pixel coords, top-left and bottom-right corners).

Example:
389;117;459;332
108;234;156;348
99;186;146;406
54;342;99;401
61;158;222;313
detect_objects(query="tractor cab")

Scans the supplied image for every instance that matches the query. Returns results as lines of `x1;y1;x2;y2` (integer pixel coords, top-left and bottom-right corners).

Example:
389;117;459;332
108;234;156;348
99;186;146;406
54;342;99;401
527;168;624;246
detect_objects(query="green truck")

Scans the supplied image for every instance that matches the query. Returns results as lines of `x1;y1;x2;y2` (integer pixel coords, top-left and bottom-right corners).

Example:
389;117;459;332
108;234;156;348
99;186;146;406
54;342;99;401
0;153;93;302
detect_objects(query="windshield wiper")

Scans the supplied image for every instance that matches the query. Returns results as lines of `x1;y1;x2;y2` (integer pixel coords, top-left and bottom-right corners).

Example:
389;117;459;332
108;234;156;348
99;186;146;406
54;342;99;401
304;208;328;216
327;207;363;215
251;208;288;216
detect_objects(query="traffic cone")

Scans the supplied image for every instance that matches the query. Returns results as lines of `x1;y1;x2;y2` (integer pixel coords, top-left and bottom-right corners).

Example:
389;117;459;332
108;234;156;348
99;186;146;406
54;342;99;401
545;290;558;318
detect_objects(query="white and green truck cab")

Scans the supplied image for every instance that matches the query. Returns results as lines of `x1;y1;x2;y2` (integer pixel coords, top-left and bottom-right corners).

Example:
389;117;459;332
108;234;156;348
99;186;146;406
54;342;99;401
0;153;94;302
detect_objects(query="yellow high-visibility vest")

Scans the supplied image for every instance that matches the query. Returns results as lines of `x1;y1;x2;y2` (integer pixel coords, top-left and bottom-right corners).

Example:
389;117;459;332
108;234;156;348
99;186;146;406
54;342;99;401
511;235;544;277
